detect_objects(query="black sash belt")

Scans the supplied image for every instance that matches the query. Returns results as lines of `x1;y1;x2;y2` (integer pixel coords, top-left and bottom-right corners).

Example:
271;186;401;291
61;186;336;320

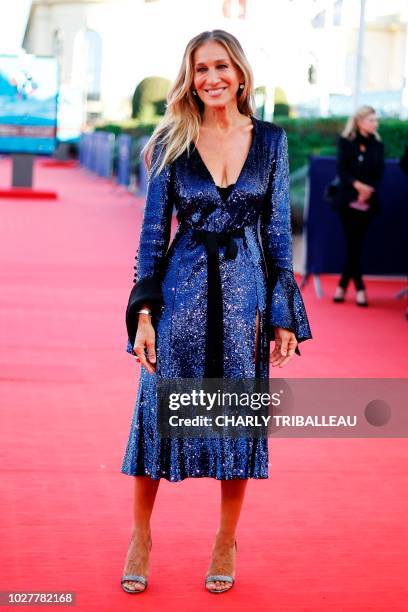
192;228;246;378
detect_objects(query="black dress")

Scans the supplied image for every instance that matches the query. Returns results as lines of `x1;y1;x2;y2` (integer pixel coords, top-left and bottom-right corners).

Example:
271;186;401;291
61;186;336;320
216;184;235;201
335;131;385;291
336;131;384;214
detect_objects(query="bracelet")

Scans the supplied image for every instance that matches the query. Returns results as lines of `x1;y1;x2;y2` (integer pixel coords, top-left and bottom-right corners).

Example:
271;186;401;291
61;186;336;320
137;308;152;316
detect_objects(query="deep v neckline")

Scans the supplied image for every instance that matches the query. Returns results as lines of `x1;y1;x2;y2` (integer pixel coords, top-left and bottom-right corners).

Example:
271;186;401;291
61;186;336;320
193;115;257;204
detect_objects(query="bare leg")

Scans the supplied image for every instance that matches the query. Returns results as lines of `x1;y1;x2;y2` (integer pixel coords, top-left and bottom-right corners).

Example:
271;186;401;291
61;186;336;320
122;476;160;592
206;479;248;592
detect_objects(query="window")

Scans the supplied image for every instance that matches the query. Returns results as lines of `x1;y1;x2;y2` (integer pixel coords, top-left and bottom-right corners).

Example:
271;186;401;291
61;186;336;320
72;29;102;101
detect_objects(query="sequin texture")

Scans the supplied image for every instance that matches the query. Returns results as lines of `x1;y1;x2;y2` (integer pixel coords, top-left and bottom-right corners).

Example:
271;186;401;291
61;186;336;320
122;117;312;481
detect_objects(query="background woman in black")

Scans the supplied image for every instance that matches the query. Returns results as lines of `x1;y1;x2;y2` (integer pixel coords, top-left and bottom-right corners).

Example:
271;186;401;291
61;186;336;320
333;106;384;306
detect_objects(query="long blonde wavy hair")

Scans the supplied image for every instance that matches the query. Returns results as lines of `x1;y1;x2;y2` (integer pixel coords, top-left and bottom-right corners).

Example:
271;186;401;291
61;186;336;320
142;29;256;176
341;105;382;141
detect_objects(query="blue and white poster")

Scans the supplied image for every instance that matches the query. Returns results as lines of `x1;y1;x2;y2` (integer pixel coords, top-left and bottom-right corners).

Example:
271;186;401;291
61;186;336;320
0;54;58;155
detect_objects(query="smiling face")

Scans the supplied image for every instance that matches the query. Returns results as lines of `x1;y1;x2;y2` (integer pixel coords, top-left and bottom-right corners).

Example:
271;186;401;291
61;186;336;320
192;40;243;109
357;112;378;136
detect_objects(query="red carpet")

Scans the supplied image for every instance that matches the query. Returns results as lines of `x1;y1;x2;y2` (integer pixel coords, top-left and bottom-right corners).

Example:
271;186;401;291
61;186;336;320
39;159;78;168
1;155;407;611
0;186;58;199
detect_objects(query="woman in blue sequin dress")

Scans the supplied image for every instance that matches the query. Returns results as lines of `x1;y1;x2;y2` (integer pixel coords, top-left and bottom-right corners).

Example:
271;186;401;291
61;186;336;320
120;30;312;594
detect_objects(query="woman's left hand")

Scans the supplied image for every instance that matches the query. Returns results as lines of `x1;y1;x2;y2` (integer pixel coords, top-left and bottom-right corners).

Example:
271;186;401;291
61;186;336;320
270;327;298;367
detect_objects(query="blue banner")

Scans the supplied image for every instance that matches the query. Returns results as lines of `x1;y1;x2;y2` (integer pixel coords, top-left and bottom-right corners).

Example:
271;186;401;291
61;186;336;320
98;132;115;178
117;134;132;186
138;136;150;195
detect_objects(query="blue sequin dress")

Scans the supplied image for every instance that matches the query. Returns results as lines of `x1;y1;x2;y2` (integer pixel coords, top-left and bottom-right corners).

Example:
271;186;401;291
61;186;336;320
121;117;312;481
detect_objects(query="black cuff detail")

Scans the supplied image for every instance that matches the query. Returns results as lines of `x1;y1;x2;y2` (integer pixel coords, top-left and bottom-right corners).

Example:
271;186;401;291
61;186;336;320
125;276;163;347
267;268;313;357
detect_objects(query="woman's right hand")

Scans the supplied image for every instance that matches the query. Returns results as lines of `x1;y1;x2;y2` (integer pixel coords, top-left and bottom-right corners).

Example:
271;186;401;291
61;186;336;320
353;180;374;202
133;314;156;374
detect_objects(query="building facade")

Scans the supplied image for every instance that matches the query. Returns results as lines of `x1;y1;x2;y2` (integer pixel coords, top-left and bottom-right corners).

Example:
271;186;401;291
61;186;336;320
22;0;408;125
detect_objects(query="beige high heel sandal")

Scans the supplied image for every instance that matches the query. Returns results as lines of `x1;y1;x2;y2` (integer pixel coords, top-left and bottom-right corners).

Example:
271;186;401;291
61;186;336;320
205;540;237;594
121;538;152;594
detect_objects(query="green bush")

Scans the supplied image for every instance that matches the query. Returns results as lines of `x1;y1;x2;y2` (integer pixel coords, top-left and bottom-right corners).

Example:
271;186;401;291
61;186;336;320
274;117;408;172
132;77;171;120
95;119;160;139
95;115;408;173
255;86;291;120
152;99;167;115
274;86;288;105
375;119;408;157
274;104;289;117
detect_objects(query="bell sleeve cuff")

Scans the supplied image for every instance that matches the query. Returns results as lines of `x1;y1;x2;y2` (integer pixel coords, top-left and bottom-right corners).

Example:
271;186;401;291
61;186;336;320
260;126;312;356
125;276;163;352
268;268;312;356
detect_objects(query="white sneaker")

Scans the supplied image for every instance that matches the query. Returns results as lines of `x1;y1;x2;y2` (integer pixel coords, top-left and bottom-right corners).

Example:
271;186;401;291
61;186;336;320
356;290;368;307
333;286;346;303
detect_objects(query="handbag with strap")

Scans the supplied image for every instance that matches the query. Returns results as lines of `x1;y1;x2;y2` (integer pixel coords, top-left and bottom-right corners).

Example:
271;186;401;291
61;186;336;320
323;176;341;210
